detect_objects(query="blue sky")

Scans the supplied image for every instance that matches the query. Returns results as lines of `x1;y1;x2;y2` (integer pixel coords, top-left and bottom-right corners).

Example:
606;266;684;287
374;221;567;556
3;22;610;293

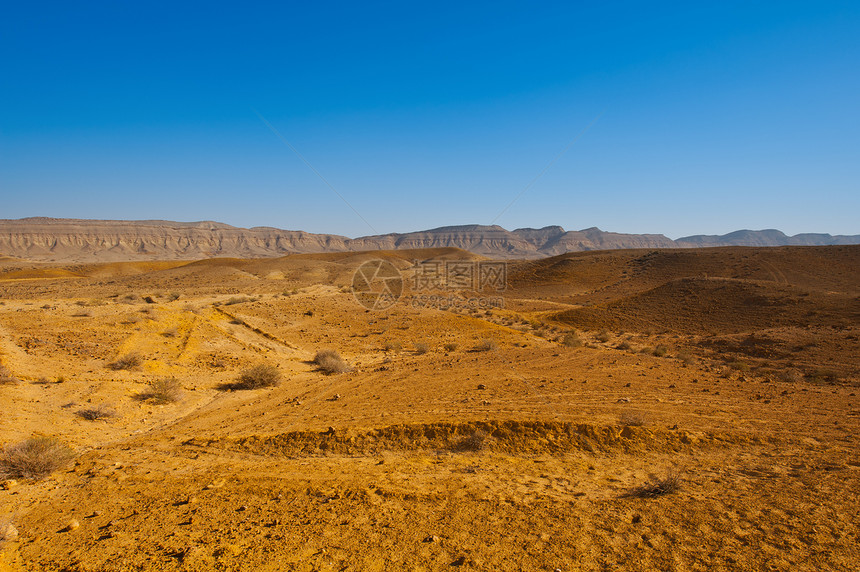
1;1;858;238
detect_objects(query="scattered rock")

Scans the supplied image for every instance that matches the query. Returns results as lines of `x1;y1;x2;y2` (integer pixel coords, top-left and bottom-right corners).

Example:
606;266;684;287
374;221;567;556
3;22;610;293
476;384;486;390
62;519;80;532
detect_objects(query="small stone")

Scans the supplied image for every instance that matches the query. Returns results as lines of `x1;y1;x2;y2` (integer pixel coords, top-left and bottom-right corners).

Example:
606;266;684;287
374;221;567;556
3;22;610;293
423;535;439;543
1;523;18;542
64;519;80;532
476;384;486;390
0;479;18;490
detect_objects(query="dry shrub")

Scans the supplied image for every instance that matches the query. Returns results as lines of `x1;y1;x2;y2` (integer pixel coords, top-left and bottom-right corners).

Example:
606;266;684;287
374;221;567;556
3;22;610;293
475;339;498;352
561;332;582;347
137;377;183;403
108;353;142;371
76;404;116;420
235;364;282;389
619;409;649;427
414;342;429;355
780;369;803;383
652;345;668;357
677;352;695;366
314;350;351;374
627;470;682;498
454;430;494;452
0;436;74;479
596;330;611;343
616;341;633;351
443;342;459;352
0;364;19;385
161;327;179;338
382;341;402;353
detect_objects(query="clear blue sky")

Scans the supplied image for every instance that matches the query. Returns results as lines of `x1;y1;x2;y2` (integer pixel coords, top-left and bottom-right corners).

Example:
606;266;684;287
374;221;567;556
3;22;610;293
2;1;858;238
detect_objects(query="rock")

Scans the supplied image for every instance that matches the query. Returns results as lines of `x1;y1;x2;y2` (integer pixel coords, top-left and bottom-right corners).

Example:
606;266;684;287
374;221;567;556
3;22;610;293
616;397;631;403
422;535;439;543
477;384;486;390
0;480;18;490
63;519;80;532
1;523;18;542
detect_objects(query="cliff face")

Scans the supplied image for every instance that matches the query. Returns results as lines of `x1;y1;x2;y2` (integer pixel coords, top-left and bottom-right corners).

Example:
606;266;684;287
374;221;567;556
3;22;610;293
0;218;857;262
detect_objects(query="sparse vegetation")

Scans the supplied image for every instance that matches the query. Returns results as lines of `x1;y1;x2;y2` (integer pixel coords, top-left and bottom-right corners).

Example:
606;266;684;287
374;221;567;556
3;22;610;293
0;364;19;385
626;470;682;498
107;352;142;371
314;350;351;374
780;369;803;383
414;342;429;355
729;360;750;371
382;341;402;353
162;326;179;337
616;341;632;351
225;296;256;306
234;364;282;389
137;377;183;403
0;436;74;480
596;330;611;343
652;345;669;357
76;404;116;421
443;342;459;352
677;352;695;366
619;409;649;427
454;430;494;452
475;339;498;352
561;332;583;347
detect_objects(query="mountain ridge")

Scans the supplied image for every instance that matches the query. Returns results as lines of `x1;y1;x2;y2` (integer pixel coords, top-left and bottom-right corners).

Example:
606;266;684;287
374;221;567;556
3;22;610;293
0;218;857;262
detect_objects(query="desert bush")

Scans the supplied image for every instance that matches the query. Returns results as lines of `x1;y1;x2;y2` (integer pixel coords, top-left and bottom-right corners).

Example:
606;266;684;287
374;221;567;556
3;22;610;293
107;353;142;371
475;339;498;352
677;352;695;366
561;332;583;347
76;404;116;420
443;342;459;352
225;296;255;306
626;470;682;498
313;350;351;374
234;364;282;389
167;292;181;302
616;341;633;351
729;360;750;372
162;327;179;338
454;430;494;452
619;409;649;427
596;330;611;343
414;342;429;355
0;364;19;385
779;369;803;383
652;345;668;357
0;436;74;479
137;377;183;403
382;341;402;353
810;368;840;383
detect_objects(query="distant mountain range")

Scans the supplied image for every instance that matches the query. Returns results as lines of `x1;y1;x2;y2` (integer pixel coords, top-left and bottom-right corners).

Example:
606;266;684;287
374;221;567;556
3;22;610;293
0;218;857;262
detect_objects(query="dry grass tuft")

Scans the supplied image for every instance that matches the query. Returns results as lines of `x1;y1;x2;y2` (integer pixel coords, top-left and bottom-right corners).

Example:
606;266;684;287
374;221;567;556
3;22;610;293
626;470;682;498
454;430;494;452
475;339;498;352
233;364;282;389
314;350;351;374
443;342;459;352
414;342;429;355
0;436;74;480
137;377;183;403
107;353;142;371
75;404;116;420
561;332;583;347
619;409;649;427
0;364;19;385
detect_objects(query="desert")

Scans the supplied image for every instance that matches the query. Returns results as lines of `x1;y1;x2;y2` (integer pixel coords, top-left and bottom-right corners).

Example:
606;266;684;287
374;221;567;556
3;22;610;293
1;244;858;570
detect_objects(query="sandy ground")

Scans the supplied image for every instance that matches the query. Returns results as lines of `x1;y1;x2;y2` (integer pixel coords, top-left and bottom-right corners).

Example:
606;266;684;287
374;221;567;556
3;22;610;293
0;248;858;571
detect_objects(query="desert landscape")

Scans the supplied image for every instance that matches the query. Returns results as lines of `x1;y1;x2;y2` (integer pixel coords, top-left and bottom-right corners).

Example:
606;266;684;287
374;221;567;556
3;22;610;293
1;243;858;571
